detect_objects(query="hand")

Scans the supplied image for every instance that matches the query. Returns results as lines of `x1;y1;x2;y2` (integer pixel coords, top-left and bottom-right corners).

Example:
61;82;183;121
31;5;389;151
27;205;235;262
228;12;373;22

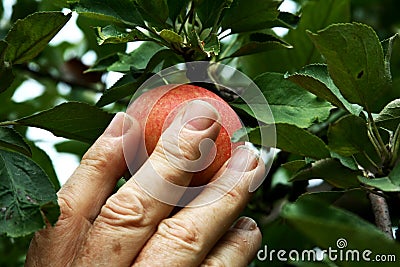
26;100;265;267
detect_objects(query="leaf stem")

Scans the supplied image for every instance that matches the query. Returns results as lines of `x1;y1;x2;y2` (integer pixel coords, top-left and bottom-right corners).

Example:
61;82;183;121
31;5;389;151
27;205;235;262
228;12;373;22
367;126;383;159
178;1;194;36
362;150;384;176
0;121;18;127
218;35;237;61
141;25;171;48
210;3;227;35
367;111;390;161
390;123;400;167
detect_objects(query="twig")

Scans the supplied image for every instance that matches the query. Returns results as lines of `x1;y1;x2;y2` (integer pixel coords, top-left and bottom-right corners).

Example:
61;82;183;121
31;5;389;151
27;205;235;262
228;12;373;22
368;192;393;239
17;65;105;93
178;2;194;36
0;121;18;127
14;65;132;108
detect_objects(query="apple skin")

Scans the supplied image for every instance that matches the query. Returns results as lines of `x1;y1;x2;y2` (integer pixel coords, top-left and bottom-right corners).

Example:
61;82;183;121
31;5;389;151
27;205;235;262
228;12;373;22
129;84;242;186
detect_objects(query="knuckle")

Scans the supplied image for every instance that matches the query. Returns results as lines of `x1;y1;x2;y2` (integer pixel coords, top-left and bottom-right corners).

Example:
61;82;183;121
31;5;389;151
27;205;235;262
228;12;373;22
155;130;200;162
149;133;201;184
177;131;203;160
97;188;150;230
223;186;242;202
208;181;243;204
57;192;78;222
80;139;119;174
157;217;202;254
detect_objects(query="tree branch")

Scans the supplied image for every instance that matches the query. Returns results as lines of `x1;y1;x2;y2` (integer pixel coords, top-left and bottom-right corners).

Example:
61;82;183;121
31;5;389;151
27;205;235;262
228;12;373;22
368;192;393;239
16;64;105;94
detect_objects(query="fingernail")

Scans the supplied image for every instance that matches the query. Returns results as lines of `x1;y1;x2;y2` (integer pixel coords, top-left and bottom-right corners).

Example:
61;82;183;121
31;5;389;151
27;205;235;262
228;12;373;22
104;112;133;137
234;217;258;231
181;100;220;131
227;146;258;172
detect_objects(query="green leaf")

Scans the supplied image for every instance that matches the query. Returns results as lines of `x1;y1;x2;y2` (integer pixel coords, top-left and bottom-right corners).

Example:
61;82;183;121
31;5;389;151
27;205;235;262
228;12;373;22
282;194;400;265
287;64;362;115
11;0;39;23
281;160;308;173
330;151;359;171
159;29;183;44
167;0;189;23
0;67;14;94
328;114;382;172
108;42;163;72
187;29;208;60
291;158;361;188
202;33;220;56
358;176;400;192
275;124;330;159
308;23;391;113
0;1;3;19
221;0;281;33
5;12;71;64
233;72;332;128
0;41;15;94
388;163;400;186
275;11;300;29
381;34;398;82
294;190;350;206
55;140;90;158
95;25;149;45
86;53;120;73
143;48;183;74
376;99;400;131
223;32;292;59
0;149;59;237
196;0;232;30
76;15;127;59
15;102;114;143
0;127;31;157
134;0;169;27
28;142;60;191
96;72;151;107
328;115;370;156
69;0;145;27
259;218;314;266
233;124;330;159
239;0;351;76
0;235;33;267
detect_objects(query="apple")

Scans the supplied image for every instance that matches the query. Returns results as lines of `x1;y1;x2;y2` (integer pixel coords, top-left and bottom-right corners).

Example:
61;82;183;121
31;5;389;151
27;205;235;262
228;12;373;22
129;84;242;186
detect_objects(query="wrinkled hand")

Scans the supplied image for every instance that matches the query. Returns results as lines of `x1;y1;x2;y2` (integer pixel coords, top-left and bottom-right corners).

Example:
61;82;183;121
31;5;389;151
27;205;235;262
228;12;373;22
26;100;265;267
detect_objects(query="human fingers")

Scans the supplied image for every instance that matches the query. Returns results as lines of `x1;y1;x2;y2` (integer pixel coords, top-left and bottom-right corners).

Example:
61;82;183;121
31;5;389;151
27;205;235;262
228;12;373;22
26;112;141;267
132;147;265;267
57;112;140;222
200;217;262;267
72;100;221;266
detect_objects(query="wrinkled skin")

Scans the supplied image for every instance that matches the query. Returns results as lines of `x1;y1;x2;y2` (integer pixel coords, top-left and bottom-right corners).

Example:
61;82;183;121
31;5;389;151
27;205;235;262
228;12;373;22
25;100;265;267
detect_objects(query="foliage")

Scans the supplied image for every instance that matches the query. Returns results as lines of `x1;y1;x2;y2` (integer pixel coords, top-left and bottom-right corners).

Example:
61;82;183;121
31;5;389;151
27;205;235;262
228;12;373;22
1;0;400;266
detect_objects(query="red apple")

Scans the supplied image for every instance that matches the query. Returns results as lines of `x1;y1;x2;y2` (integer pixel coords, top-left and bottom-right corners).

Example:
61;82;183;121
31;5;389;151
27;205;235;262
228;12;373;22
129;84;242;186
